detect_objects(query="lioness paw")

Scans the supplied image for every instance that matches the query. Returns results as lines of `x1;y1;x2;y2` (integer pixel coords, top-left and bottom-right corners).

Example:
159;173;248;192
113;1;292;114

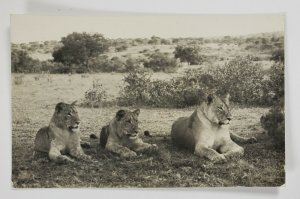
57;155;75;164
211;154;226;163
122;151;137;158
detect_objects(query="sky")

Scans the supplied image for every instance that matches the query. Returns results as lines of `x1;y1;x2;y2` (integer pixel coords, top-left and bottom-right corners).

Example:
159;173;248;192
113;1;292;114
11;15;284;43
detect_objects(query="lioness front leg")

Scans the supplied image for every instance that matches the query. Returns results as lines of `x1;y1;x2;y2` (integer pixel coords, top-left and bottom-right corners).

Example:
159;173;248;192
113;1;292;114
69;146;92;162
106;142;137;158
230;132;257;144
131;138;158;153
194;144;225;162
219;141;244;158
49;142;74;163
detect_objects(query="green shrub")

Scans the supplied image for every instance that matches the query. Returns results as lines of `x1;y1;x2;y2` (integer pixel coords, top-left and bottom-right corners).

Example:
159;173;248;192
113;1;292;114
82;80;107;108
174;45;204;65
270;49;284;63
115;44;128;52
261;104;285;150
260;63;284;149
208;56;267;105
269;63;284;103
143;51;179;72
11;49;38;73
14;74;24;85
118;69;152;106
118;68;209;108
119;56;278;107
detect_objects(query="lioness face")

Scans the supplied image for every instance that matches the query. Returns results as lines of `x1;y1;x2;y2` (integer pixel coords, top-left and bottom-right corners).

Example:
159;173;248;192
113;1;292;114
115;109;140;139
54;101;80;132
206;94;232;126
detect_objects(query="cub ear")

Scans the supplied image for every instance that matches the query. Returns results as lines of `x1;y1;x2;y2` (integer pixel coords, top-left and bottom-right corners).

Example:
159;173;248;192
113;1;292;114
71;100;77;106
55;102;65;113
223;93;230;105
132;109;140;117
116;110;126;121
207;93;216;104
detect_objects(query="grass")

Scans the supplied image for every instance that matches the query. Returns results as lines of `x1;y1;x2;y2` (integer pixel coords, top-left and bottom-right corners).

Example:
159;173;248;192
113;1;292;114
11;74;285;188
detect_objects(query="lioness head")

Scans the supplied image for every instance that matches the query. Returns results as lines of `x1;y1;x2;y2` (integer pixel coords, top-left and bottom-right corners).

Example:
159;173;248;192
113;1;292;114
114;109;140;139
52;101;80;132
203;93;232;126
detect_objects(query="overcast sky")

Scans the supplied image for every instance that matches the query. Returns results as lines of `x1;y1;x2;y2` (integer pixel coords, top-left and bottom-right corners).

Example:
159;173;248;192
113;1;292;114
11;15;284;43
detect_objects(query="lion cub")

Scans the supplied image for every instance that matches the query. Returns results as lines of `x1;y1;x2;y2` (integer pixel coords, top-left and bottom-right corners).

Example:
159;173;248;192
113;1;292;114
171;94;256;162
34;101;91;163
100;109;158;158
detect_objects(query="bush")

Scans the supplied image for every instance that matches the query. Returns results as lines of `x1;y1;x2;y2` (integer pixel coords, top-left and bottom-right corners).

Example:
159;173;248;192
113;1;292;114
115;44;128;52
118;69;209;108
174;45;204;65
119;56;277;107
270;49;284;63
82;80;107;108
260;63;285;149
261;103;285;150
269;63;284;103
11;49;38;73
207;56;267;105
143;52;179;72
14;74;24;85
118;69;152;106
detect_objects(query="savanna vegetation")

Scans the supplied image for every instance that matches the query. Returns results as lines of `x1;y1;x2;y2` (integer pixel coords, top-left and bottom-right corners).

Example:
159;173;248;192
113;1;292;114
12;31;285;187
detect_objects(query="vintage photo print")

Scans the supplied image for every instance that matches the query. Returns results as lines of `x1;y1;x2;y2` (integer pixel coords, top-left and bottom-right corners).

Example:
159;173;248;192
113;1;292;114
11;15;285;188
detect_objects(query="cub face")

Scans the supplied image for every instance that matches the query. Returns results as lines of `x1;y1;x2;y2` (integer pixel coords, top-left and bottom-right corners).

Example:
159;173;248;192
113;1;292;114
54;101;80;132
115;109;140;139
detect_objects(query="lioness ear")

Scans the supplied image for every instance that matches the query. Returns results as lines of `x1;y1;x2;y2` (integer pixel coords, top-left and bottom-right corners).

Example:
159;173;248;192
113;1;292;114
71;100;77;106
116;110;126;121
207;94;216;104
55;102;64;113
132;109;140;117
223;93;230;105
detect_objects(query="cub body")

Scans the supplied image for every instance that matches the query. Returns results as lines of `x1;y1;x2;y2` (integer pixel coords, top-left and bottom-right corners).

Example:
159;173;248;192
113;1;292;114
34;101;91;163
100;109;157;158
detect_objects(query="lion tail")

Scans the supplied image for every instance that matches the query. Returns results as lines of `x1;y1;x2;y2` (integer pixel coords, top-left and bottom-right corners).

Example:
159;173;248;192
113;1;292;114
99;125;109;148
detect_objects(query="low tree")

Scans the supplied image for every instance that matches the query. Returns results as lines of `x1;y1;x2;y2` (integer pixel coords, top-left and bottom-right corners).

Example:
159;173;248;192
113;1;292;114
270;49;284;63
148;36;161;45
174;45;203;65
11;49;36;73
144;52;179;72
52;32;109;72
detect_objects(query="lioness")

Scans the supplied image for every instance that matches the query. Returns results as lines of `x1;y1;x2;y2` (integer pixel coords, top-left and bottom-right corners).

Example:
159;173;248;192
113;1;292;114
34;101;91;163
100;109;157;158
171;94;256;162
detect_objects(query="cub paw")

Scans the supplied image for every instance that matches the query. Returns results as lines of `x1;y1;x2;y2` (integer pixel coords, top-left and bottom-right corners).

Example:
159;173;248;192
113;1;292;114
150;144;159;152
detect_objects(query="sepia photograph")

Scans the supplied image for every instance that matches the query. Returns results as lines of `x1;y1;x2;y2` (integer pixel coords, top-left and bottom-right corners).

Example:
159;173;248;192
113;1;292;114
11;14;285;188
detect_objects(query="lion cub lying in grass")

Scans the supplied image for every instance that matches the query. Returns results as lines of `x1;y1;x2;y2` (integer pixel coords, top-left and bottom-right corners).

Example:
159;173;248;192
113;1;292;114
171;94;256;162
34;101;91;163
99;109;158;158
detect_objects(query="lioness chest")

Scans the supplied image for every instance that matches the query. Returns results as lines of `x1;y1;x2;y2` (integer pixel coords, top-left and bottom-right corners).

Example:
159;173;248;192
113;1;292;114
194;124;231;149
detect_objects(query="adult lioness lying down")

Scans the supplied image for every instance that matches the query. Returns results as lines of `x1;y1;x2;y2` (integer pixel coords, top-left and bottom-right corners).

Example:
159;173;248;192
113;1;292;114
100;109;157;158
34;101;91;163
171;94;256;162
